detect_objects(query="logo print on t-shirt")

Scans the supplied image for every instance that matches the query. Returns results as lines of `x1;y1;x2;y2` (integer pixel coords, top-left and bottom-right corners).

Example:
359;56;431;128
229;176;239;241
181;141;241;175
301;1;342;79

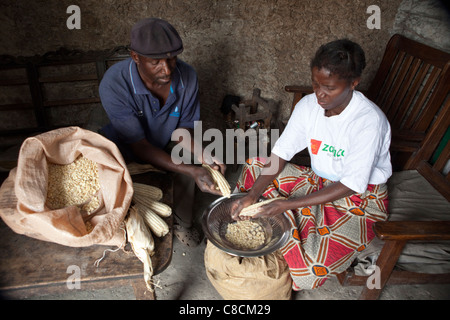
310;139;322;155
170;106;180;117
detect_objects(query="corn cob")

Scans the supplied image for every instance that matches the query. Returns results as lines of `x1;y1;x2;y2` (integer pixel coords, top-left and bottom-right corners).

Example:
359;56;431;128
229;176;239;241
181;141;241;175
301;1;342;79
202;164;231;198
239;198;283;217
133;194;172;217
133;183;163;201
126;162;163;175
125;205;155;292
136;203;169;237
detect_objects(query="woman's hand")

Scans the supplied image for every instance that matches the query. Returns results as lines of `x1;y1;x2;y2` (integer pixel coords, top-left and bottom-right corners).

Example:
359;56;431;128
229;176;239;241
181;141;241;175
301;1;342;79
230;194;257;220
248;199;290;219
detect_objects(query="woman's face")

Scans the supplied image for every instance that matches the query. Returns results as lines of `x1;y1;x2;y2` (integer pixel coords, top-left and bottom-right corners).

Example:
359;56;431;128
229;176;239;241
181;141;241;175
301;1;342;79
311;67;359;116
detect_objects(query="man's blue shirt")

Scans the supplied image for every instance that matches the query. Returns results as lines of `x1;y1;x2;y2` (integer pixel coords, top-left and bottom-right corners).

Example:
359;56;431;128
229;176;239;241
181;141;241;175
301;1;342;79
99;57;200;156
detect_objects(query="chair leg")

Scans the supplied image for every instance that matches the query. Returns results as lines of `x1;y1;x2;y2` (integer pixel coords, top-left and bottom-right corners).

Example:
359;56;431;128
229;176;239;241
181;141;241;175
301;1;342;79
359;239;406;300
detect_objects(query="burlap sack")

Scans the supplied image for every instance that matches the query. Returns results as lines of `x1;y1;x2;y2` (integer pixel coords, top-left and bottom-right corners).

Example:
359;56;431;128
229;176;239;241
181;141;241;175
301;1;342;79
0;126;133;247
204;241;292;300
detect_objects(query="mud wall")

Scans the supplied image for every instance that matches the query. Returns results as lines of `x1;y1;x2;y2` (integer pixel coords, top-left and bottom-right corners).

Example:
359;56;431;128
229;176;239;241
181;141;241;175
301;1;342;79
0;0;428;131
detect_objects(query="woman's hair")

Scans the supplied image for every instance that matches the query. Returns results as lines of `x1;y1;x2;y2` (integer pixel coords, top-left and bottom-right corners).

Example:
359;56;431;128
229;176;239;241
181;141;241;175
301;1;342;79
310;39;366;81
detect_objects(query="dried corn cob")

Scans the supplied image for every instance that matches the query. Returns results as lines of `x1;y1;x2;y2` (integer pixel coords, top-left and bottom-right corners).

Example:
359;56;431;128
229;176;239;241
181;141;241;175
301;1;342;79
125;205;155;292
126;162;163;175
239;198;283;217
136;203;169;237
133;183;163;201
133;194;172;217
202;164;231;198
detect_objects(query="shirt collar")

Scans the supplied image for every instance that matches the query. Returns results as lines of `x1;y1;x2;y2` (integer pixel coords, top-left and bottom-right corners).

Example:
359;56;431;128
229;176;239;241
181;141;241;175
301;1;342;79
129;58;183;96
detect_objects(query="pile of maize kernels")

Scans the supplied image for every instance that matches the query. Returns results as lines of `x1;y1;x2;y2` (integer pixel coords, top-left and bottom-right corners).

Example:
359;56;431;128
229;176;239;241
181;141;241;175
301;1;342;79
225;220;266;249
46;155;100;214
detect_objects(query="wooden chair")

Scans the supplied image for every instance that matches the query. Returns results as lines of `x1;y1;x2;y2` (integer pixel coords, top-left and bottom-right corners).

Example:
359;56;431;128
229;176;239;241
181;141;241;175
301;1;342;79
284;34;450;171
284;34;450;299
338;97;450;300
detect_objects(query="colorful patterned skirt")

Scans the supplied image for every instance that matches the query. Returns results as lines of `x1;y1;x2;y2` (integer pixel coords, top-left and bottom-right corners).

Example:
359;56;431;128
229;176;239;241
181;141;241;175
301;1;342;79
236;158;389;290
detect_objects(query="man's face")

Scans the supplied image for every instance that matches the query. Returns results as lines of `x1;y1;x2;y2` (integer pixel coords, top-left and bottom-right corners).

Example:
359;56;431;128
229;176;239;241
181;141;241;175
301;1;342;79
132;52;177;86
311;67;359;116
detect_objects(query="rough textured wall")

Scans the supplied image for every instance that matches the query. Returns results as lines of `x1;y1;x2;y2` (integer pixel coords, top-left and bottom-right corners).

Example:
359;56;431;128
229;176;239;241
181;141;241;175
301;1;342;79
1;0;404;130
392;0;450;52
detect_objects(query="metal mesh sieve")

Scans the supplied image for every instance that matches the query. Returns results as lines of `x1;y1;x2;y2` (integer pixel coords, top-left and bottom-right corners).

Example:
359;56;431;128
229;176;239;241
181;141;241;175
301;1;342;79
201;193;291;257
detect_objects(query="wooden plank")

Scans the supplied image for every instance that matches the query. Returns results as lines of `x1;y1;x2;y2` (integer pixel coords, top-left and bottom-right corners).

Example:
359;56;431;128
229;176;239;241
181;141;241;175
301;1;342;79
374;221;450;241
0;103;34;111
38;74;98;83
43;97;101;107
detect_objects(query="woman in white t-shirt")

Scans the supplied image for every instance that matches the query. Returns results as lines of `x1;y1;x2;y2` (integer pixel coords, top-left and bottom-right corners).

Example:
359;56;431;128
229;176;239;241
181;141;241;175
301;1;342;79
230;39;392;291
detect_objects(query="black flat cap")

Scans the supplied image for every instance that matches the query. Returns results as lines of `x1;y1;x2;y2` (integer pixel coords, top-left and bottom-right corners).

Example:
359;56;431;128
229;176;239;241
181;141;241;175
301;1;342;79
130;18;183;59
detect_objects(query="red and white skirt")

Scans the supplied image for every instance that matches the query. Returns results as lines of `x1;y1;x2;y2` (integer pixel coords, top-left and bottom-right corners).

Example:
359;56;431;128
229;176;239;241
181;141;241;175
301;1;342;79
236;158;389;290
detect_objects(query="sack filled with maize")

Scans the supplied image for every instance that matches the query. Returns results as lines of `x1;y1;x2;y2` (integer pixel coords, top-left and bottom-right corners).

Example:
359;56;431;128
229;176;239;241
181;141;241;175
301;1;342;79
125;205;155;291
202;164;231;198
0;126;133;247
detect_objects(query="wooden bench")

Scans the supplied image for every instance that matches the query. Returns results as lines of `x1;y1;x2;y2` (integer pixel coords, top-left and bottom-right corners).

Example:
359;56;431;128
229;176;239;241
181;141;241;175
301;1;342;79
285;34;450;299
0;46;129;147
0;170;173;300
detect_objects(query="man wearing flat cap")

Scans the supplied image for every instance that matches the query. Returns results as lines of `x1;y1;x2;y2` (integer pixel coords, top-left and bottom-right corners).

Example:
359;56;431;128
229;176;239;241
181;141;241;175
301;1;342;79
99;18;225;246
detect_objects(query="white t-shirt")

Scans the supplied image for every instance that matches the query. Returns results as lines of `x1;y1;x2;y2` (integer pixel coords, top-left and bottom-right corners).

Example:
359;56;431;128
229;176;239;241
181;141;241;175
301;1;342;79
272;91;392;194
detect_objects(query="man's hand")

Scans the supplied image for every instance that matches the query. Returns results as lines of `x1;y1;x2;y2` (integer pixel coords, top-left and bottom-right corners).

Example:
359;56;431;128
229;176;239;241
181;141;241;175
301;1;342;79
202;154;226;176
191;166;223;196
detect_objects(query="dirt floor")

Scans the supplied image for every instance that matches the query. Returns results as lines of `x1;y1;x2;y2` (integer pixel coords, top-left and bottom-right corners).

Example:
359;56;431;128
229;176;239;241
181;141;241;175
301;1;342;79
13;167;450;301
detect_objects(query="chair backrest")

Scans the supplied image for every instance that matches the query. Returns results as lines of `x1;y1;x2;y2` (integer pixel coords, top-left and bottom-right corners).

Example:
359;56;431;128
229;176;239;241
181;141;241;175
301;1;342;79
365;34;450;170
367;34;450;142
405;96;450;201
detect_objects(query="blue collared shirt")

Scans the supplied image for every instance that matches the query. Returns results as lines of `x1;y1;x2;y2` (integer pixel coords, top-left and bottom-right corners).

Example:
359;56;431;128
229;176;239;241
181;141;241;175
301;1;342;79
99;57;200;155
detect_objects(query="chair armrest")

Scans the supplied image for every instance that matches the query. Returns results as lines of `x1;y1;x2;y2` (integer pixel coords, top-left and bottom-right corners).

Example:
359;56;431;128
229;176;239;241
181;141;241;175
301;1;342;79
285;86;313;114
390;140;422;153
285;85;313;94
374;221;450;241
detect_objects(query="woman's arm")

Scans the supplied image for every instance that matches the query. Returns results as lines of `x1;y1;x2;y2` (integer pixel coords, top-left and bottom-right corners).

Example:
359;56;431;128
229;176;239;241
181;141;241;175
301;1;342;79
251;181;355;219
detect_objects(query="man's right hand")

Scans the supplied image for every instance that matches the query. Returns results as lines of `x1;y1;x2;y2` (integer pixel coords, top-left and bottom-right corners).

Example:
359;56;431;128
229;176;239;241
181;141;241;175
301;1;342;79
191;166;223;196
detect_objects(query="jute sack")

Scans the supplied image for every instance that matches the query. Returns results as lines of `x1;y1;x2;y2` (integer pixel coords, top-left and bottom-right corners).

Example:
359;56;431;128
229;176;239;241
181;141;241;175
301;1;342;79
0;126;133;247
204;240;292;300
